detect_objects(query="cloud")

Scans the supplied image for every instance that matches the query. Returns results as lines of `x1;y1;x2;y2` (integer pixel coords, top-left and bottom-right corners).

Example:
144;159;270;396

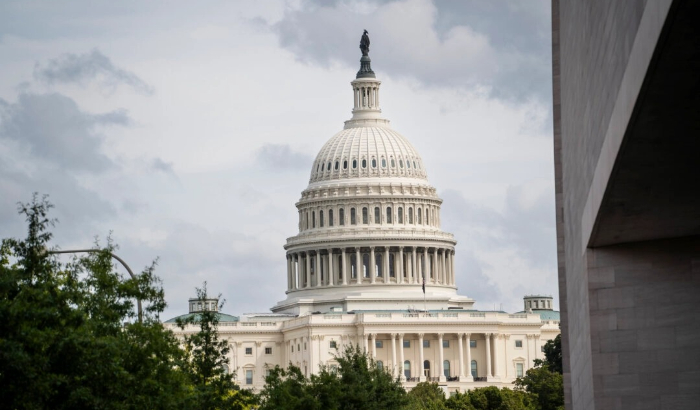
271;0;551;102
151;157;176;175
256;143;314;171
34;49;154;95
0;92;129;173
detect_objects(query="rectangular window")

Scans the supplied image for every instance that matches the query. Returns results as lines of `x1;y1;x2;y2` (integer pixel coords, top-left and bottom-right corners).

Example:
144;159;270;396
351;208;356;225
443;340;450;348
245;347;253;355
291;345;294;352
330;341;337;349
245;369;253;385
265;347;273;354
516;363;524;377
423;340;430;348
329;209;334;227
515;340;523;348
362;207;368;224
386;207;392;223
470;340;476;348
398;207;404;223
320;210;324;227
376;340;383;348
403;340;410;348
374;207;380;223
312;211;316;228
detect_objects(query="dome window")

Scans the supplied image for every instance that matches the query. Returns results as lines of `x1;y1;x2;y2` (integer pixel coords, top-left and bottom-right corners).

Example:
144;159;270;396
371;158;377;168
407;160;411;168
374;207;380;224
329;209;334;227
321;163;324;171
335;161;339;170
381;158;386;168
362;207;368;224
386;207;392;223
316;164;320;172
312;211;316;228
339;208;345;226
418;208;422;224
362;159;367;168
399;160;404;168
350;208;356;225
391;159;396;168
398;207;404;224
408;207;414;224
352;159;357;169
327;162;331;171
343;160;348;169
320;210;324;227
414;161;417;169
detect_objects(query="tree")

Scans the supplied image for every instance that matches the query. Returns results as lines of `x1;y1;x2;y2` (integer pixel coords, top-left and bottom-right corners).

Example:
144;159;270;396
257;344;409;410
534;335;562;375
406;382;448;410
178;283;255;410
514;367;563;410
0;195;190;409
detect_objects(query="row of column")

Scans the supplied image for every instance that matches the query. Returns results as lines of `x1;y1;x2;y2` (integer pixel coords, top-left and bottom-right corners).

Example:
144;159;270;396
360;332;526;382
299;204;440;231
354;84;379;110
286;246;455;291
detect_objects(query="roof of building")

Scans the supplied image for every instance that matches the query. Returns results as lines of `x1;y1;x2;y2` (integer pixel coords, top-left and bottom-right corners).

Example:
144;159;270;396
514;309;561;321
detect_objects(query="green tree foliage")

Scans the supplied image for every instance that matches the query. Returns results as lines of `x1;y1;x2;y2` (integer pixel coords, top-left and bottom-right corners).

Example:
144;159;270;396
257;344;409;410
407;382;448;410
177;284;256;410
0;195;190;409
515;335;564;410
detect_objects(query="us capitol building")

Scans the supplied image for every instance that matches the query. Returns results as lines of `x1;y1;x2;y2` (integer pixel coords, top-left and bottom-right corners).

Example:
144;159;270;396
166;33;559;393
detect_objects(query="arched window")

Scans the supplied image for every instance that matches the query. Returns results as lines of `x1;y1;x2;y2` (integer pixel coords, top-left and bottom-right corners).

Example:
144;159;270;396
316;163;320;172
418;208;422;224
343;160;348;169
399;160;404;168
398;207;404;224
389;253;395;277
306;212;309;229
443;360;450;377
423;360;431;377
312;211;316;228
339;208;345;226
351;253;357;279
329;209;334;227
414;161;417;169
381;158;386;167
408;207;414;224
335;161;339;170
376;253;383;277
471;360;477;378
391;158;396;168
404;361;411;379
407;160;411;168
377;361;384;370
426;208;430;225
327;161;331;171
386;207;392;223
222;364;229;374
371;158;377;168
352;159;357;169
374;207;380;224
351;208;356;225
362;159;367;168
320;210;324;227
362;207;368;224
362;253;369;278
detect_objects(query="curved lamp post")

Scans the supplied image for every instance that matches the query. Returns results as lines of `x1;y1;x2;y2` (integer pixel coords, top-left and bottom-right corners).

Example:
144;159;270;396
48;249;143;323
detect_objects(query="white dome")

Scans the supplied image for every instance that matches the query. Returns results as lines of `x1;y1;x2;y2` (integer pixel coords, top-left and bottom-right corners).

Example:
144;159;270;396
309;126;428;184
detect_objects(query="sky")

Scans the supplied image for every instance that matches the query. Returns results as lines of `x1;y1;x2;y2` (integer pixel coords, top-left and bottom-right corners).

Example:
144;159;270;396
0;0;556;320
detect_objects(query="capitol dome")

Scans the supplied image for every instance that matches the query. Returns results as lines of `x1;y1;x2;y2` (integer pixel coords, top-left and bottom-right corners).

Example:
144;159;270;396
273;43;471;315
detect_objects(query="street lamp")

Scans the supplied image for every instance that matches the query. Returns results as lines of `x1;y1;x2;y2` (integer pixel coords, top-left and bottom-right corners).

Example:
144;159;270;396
48;249;143;322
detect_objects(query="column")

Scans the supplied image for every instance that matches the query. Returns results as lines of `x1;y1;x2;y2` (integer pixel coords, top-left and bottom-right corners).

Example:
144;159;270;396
231;342;238;382
465;334;473;381
384;247;390;283
398;247;404;284
398;334;405;381
457;333;465;379
438;333;445;382
371;334;377;358
370;247;376;284
411;248;417;284
363;334;369;353
305;253;311;288
316;252;322;287
341;248;347;285
355;247;362;284
433;250;439;284
391;333;397;377
423;248;429;283
485;333;492;379
441;250;446;285
286;255;291;290
418;333;425;381
328;249;334;286
493;334;501;379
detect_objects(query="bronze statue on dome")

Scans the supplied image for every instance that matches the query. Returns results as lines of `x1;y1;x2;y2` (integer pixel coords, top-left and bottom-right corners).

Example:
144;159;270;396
360;30;370;56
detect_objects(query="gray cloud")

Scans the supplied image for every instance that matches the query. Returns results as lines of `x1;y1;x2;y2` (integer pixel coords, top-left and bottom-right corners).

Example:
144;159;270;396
0;92;129;173
256;143;314;171
271;0;551;102
34;49;154;95
151;157;177;176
